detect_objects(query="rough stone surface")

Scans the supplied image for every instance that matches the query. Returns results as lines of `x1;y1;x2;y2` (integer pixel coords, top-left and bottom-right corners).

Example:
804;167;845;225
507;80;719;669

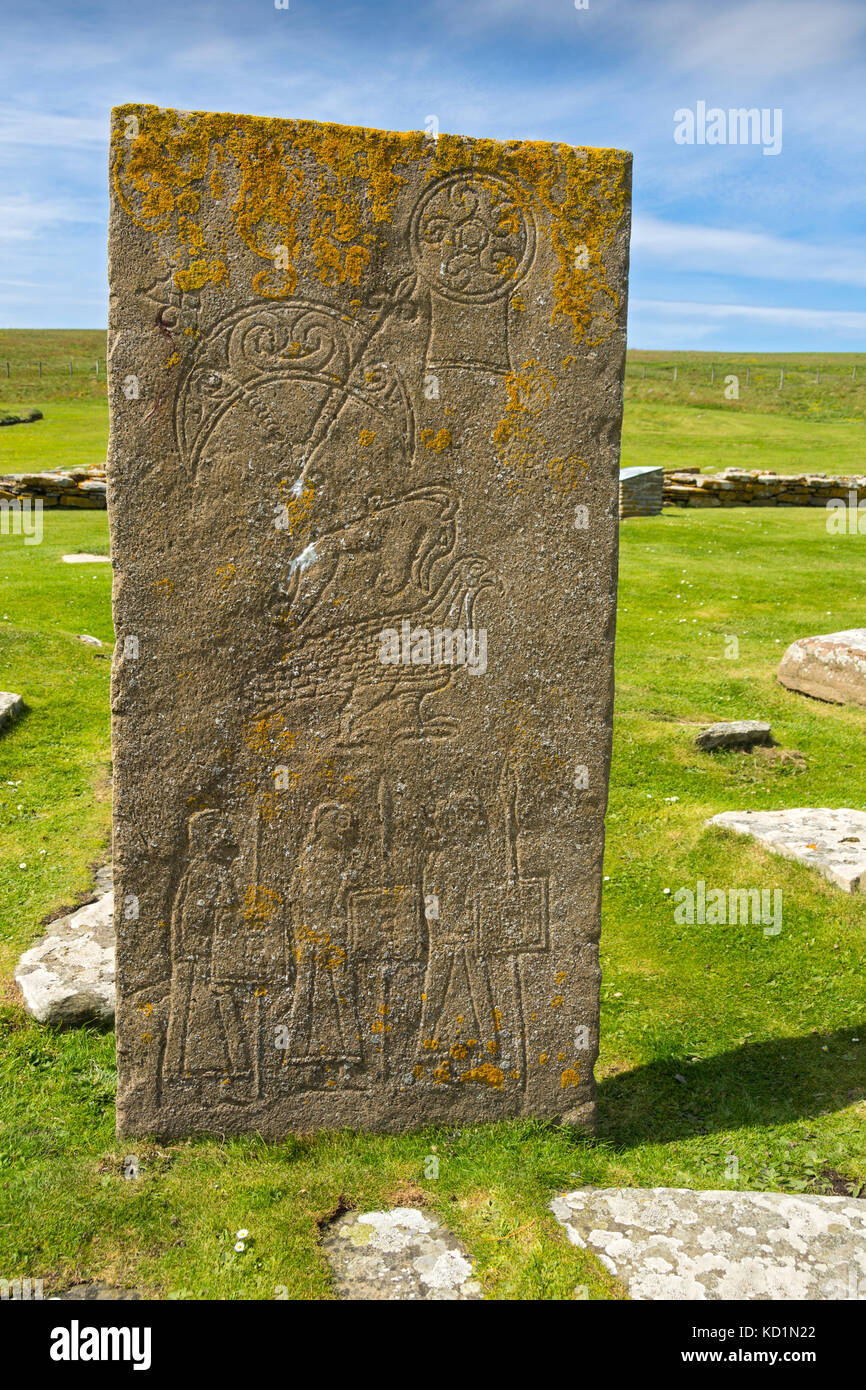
696;719;772;752
108;108;631;1138
550;1188;866;1300
321;1207;482;1300
15;888;115;1025
778;629;866;707
708;808;866;892
0;691;24;733
665;470;866;509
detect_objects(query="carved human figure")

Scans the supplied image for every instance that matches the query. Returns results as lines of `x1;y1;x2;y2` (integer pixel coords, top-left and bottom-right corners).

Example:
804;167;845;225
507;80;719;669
286;802;364;1061
163;811;251;1093
417;792;498;1076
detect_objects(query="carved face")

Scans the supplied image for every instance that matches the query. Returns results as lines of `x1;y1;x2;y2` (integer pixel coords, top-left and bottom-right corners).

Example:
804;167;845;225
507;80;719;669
314;803;358;850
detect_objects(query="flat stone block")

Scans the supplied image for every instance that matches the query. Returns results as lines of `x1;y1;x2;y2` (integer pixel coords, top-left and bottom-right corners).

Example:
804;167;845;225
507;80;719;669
707;807;866;892
551;1188;866;1300
321;1207;482;1300
0;691;24;733
696;720;772;752
15;890;116;1025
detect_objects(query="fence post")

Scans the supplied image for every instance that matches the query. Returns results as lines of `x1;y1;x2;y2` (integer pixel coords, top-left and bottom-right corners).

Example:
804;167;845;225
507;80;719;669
746;366;751;387
673;365;678;382
710;364;715;385
779;369;784;389
642;364;646;379
38;361;43;378
4;361;8;378
68;362;73;376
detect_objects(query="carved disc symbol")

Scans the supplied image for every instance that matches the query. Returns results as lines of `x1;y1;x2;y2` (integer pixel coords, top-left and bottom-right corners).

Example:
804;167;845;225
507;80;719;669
410;172;534;304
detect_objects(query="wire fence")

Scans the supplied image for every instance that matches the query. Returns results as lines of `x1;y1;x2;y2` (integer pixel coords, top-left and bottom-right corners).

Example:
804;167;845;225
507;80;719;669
626;362;861;390
2;359;105;380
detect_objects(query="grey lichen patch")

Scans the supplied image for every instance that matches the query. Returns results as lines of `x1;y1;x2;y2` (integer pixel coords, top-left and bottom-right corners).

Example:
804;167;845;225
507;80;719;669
550;1188;866;1300
321;1207;483;1300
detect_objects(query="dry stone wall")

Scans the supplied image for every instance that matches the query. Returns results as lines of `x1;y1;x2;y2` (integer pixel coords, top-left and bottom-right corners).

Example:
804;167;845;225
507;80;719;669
664;468;866;508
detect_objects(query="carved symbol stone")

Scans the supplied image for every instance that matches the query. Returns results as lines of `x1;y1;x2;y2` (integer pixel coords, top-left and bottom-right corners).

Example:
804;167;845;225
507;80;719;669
109;108;630;1138
410;173;534;304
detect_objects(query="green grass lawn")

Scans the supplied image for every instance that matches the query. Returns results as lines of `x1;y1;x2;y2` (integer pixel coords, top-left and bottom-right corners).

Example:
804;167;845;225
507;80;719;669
0;338;864;1299
0;329;108;473
0;497;863;1299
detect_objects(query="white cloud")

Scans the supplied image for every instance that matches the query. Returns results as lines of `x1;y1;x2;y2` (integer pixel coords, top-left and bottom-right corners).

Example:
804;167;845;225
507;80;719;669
650;0;866;80
434;0;866;79
0;107;107;149
632;216;866;289
0;195;104;241
631;298;866;336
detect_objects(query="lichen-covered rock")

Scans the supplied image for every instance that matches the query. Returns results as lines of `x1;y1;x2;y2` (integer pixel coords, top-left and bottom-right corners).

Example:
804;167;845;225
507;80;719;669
321;1207;482;1300
778;629;866;707
551;1188;866;1300
15;889;115;1025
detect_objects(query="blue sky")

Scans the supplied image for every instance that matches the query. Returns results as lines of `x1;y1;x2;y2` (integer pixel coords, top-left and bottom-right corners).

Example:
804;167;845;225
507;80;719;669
0;0;864;349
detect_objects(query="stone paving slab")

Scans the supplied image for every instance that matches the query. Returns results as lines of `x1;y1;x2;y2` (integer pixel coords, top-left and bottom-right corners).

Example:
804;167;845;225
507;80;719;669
707;807;866;892
15;889;115;1025
321;1207;483;1300
550;1188;866;1300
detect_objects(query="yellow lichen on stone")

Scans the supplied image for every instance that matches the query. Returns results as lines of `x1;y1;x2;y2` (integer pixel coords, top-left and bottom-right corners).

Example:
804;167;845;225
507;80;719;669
459;1062;505;1089
243;885;283;925
420;428;452;453
277;479;315;539
112;107;431;301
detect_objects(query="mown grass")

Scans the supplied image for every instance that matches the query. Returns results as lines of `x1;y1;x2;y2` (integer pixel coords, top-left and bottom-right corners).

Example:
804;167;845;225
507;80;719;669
0;341;864;1298
0;498;863;1299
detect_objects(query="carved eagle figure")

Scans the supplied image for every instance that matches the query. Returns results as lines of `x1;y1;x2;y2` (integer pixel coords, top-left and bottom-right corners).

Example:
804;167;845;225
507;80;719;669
257;486;501;743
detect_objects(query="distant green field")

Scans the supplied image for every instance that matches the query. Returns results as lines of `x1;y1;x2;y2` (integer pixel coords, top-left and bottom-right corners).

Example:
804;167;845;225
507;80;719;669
622;350;866;477
0;330;108;472
1;333;864;478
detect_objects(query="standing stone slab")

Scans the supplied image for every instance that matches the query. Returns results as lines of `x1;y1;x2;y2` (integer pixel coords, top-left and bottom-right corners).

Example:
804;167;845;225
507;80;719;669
108;105;631;1137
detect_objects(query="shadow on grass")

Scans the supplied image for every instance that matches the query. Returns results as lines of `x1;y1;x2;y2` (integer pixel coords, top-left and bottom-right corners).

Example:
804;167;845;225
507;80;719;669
598;1024;866;1147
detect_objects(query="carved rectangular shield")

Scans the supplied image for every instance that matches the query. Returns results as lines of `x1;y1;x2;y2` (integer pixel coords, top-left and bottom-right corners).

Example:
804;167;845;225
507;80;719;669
109;106;631;1136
